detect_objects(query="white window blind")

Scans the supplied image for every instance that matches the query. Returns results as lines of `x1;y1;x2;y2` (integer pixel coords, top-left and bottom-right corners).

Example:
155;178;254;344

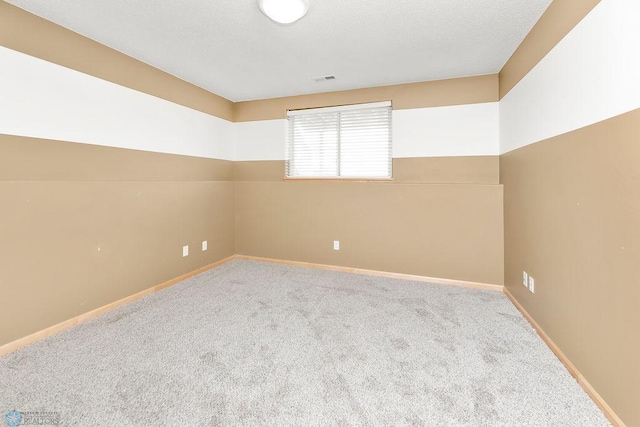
286;101;392;179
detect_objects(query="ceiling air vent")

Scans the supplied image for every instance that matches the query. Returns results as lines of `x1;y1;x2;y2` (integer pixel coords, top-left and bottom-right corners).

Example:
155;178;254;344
313;75;336;82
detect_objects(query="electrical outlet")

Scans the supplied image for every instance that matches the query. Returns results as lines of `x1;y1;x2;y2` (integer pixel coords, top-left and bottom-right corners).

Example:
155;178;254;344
333;240;340;251
523;271;528;287
182;245;189;257
202;240;208;251
528;276;535;293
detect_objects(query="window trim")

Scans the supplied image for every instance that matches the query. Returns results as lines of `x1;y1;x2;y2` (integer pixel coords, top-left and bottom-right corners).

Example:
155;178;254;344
283;177;395;183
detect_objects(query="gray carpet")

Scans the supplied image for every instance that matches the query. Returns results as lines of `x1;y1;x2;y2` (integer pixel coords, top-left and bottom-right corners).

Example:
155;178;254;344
1;260;609;426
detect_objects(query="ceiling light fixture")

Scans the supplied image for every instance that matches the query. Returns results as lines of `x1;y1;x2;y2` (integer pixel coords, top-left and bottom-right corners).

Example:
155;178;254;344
258;0;309;25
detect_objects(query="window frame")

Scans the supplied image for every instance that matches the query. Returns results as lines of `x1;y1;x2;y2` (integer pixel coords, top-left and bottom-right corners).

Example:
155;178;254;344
285;101;393;181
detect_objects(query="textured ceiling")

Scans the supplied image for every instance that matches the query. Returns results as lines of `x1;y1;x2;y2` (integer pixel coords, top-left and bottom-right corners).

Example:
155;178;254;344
8;0;552;102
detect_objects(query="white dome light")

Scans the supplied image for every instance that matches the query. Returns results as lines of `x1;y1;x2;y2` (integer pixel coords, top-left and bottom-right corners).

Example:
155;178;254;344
258;0;310;25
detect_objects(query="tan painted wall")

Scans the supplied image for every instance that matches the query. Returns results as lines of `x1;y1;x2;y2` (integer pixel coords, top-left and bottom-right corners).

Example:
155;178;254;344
0;135;236;346
1;4;504;350
230;69;502;286
0;1;234;121
0;4;238;347
392;157;499;185
235;159;504;285
231;70;502;282
233;74;498;122
2;2;633;424
233;157;500;185
501;109;640;425
499;0;600;98
0;2;497;123
499;0;636;424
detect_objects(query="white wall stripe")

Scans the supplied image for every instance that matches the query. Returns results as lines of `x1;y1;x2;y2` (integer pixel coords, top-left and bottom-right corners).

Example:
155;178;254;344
6;0;639;162
393;103;499;158
234;119;286;161
0;46;500;162
500;0;640;154
235;103;500;161
0;46;234;160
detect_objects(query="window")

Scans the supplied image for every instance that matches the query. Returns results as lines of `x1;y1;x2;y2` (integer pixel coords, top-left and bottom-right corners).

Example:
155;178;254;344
286;101;392;179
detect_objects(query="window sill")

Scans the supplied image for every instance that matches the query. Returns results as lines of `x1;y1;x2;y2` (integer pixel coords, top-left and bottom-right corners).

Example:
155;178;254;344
283;177;394;183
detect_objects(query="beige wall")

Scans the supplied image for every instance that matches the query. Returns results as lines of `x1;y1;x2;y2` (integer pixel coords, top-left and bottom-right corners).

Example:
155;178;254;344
499;0;600;98
498;0;639;424
392;157;499;185
0;3;238;347
233;74;498;122
501;109;640;426
233;157;500;185
0;1;234;121
0;1;497;124
1;4;504;350
235;159;504;285
499;0;638;425
0;135;236;346
2;2;635;424
231;70;503;285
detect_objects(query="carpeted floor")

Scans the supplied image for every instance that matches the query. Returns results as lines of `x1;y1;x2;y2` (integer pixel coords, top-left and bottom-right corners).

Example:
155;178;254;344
1;260;609;426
